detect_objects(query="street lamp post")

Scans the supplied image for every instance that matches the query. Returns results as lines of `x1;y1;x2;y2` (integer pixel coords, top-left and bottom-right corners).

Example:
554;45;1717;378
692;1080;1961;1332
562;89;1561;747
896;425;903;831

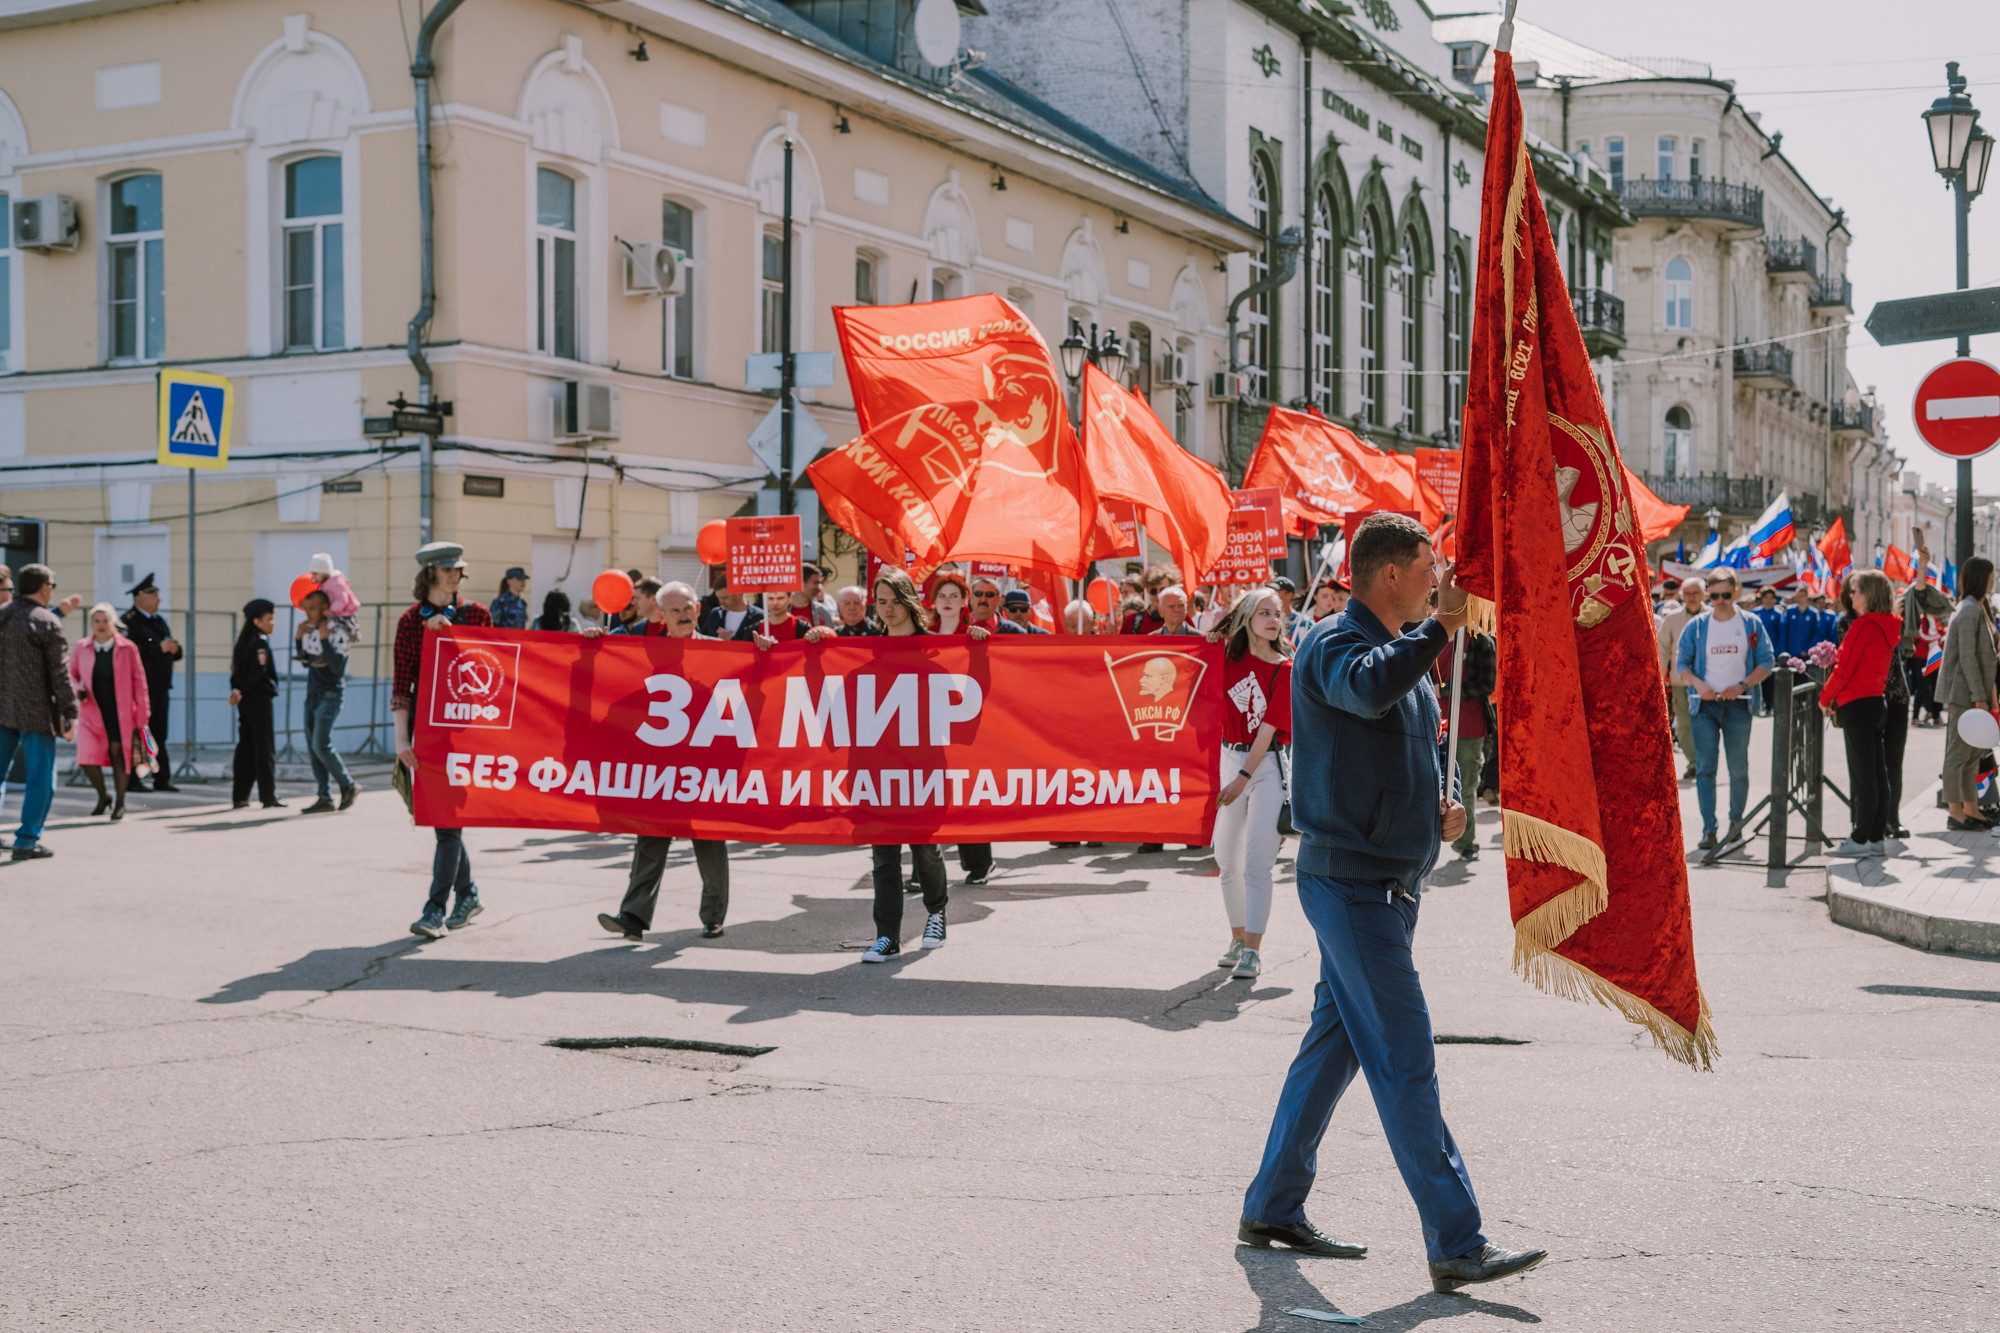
1921;62;1995;567
1057;321;1128;420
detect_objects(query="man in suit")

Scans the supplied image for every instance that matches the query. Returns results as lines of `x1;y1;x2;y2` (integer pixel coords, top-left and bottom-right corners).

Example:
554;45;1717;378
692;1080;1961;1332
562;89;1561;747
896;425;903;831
120;573;182;792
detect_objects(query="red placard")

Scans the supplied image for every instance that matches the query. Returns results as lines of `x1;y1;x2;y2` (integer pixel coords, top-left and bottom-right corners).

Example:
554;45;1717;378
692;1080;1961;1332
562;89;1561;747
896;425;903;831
1913;357;2000;459
725;515;802;593
413;629;1221;844
1205;509;1274;585
1232;486;1287;556
1102;500;1143;558
1413;448;1463;515
969;561;1012;580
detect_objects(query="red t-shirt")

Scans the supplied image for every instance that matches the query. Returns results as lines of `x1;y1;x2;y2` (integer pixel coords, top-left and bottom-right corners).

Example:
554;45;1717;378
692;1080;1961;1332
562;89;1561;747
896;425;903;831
1221;654;1291;747
762;612;808;641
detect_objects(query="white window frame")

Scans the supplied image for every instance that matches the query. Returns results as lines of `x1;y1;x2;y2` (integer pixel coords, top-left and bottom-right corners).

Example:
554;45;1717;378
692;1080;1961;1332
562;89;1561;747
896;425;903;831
1689;138;1705;180
1310;187;1337;414
927;266;962;304
1606;136;1626;188
279;154;347;353
532;164;582;363
661;196;700;380
1657;135;1678;183
762;228;789;355
1357;211;1380;426
103;172;164;365
1664;256;1694;331
0;187;16;375
1397;229;1420;435
1445;251;1466;445
1664;405;1694;478
1245;157;1273;403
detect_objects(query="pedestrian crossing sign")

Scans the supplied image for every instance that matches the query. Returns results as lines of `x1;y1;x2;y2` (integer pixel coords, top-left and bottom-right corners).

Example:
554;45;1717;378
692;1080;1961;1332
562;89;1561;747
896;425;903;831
157;369;233;470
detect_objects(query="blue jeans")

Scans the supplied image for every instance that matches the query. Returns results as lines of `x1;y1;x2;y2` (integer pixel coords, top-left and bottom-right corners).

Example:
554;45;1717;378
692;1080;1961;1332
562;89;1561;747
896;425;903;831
425;827;477;918
1690;697;1753;835
0;727;57;849
303;686;351;798
1242;873;1485;1263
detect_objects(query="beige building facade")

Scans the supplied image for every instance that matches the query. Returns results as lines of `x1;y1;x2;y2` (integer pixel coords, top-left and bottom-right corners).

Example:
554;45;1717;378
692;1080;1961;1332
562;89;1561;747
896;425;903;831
0;0;1255;732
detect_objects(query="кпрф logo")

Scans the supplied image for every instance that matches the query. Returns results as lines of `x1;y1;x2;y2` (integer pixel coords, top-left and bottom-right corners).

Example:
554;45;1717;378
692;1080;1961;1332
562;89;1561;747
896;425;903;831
428;639;521;730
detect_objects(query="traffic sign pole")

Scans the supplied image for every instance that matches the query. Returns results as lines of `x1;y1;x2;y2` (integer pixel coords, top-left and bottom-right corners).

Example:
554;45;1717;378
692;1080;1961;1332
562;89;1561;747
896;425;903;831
779;138;795;520
183;467;195;782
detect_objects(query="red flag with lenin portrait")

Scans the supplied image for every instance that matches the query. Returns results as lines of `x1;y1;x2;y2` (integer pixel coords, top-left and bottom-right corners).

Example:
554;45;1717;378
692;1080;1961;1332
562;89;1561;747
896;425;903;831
1079;362;1235;584
1454;28;1714;1069
808;294;1120;577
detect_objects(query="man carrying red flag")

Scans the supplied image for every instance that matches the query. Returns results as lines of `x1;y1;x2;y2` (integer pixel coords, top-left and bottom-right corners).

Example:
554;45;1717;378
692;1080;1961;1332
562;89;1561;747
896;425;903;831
1454;13;1715;1069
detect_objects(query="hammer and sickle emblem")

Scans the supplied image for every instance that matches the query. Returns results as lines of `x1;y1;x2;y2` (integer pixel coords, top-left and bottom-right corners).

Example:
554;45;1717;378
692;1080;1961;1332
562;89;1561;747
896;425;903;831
1605;548;1636;583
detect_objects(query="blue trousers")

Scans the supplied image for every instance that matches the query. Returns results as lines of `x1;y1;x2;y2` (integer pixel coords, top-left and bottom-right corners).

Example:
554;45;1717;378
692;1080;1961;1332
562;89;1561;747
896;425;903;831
424;828;476;918
1690;697;1753;835
303;686;351;798
1242;873;1484;1263
0;727;56;850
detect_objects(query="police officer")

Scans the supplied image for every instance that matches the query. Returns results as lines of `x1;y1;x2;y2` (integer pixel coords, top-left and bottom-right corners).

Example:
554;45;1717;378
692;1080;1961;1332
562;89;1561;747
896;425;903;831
120;573;182;792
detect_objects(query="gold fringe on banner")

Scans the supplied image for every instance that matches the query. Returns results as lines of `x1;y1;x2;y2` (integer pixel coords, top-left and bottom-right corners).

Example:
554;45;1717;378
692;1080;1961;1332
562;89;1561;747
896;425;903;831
1514;938;1719;1071
1501;808;1608;951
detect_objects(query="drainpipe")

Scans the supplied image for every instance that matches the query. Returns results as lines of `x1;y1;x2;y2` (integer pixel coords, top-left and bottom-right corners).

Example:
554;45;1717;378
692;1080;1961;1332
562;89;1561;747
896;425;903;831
1302;31;1313;412
1224;226;1302;479
407;0;471;547
1440;115;1450;442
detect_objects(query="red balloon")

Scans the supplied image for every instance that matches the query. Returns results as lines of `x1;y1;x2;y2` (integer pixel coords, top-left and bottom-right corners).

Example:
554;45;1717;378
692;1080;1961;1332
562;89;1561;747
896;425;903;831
592;569;634;616
695;520;729;566
1086;577;1112;615
289;573;319;609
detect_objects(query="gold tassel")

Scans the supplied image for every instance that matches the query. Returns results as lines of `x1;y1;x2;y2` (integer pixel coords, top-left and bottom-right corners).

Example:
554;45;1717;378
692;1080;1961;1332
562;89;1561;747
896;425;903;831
1514;934;1720;1071
1501;808;1608;950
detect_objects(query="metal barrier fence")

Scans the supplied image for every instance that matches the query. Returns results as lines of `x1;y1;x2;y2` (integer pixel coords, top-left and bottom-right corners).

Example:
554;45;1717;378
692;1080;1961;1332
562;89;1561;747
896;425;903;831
1744;666;1845;868
164;601;404;778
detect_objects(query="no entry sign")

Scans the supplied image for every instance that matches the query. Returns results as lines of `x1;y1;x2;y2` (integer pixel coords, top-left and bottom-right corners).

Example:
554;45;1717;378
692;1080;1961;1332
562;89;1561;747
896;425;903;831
1913;357;2000;459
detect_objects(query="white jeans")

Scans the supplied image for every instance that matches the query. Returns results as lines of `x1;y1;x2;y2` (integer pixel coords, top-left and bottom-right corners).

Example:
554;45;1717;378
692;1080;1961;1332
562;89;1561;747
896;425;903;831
1213;747;1285;934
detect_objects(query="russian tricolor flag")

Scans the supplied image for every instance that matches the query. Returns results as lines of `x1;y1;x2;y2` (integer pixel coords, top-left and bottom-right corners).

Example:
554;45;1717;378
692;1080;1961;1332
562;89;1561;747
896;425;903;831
1926;643;1943;677
1745;491;1795;559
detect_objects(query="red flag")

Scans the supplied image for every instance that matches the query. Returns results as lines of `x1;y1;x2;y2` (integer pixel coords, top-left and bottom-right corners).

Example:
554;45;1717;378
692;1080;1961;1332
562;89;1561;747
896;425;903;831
1387;452;1449;530
1818;516;1852;577
1456;46;1714;1069
809;294;1119;577
1079;363;1235;583
1242;407;1424;532
1623;467;1690;544
1883;544;1916;584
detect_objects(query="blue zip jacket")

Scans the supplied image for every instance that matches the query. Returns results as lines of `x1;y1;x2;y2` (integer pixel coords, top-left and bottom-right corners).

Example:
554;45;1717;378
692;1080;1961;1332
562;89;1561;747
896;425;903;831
1674;608;1776;714
1290;598;1453;892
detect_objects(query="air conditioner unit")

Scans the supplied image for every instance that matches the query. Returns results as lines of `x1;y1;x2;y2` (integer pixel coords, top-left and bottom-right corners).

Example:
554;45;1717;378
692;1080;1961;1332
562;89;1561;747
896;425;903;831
619;239;690;297
1162;349;1195;386
1208;370;1252;401
13;195;79;251
555;381;621;440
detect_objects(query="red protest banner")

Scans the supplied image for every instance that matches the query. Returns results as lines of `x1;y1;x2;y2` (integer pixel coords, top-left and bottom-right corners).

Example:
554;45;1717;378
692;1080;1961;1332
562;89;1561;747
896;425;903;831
1413;448;1462;515
726;516;802;593
414;629;1222;844
1232;486;1288;557
1205;509;1273;585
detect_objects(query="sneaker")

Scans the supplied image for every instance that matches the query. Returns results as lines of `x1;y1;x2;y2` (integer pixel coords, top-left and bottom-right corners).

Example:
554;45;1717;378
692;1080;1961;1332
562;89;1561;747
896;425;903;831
1135;843;1165;854
860;935;901;963
1217;939;1245;969
1231;948;1262;979
964;870;989;886
10;843;52;861
920;912;947;948
597;912;643;941
445;894;483;930
1831;838;1874;858
1866;841;1888;857
410;912;448;939
300;797;337;815
1455;844;1479;861
338;783;359;811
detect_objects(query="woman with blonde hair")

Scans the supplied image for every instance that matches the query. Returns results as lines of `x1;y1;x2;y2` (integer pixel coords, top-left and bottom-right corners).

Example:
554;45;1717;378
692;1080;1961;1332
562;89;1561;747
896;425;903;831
68;603;149;820
1211;585;1292;979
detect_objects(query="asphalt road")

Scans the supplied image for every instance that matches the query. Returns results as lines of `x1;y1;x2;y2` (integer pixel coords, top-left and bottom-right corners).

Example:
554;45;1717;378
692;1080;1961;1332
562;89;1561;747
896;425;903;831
1;718;1993;1331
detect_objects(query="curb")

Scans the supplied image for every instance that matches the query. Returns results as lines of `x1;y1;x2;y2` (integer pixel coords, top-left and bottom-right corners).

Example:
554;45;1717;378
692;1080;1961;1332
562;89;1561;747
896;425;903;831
1824;873;2000;957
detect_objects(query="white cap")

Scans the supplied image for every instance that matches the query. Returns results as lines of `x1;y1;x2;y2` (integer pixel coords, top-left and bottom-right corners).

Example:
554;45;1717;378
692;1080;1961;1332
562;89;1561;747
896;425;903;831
309;552;335;575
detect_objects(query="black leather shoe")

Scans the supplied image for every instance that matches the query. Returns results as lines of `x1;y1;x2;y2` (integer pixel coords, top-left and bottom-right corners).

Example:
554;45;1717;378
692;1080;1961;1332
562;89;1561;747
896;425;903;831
1428;1242;1547;1293
153;777;179;793
701;924;725;939
1237;1217;1366;1259
597;913;643;942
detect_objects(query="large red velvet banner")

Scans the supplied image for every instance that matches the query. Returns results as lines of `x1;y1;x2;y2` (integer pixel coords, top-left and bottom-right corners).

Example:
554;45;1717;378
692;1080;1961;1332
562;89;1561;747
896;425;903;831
413;629;1222;844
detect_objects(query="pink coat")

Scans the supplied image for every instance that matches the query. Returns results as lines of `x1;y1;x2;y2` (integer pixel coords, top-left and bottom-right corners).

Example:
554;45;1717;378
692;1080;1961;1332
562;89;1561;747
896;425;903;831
68;634;151;770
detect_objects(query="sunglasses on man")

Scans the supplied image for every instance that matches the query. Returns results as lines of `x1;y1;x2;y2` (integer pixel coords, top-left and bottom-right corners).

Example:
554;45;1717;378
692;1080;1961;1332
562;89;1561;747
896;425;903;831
1707;589;1734;601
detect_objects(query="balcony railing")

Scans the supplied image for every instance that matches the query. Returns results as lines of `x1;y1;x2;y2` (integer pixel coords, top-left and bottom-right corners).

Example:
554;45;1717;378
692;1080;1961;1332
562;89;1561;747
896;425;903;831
1810;276;1853;309
1572;287;1626;338
1617;177;1764;229
1641;473;1772;515
1734;343;1794;387
1832;400;1874;436
1764;237;1818;278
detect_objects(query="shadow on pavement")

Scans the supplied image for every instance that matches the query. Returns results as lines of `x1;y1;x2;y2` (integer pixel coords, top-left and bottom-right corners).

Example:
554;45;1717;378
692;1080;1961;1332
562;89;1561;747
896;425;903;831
1232;1246;1542;1330
1861;983;2000;1001
198;894;1291;1028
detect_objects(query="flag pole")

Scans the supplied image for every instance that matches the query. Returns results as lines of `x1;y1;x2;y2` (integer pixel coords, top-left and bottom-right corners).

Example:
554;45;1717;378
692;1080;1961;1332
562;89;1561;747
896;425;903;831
1445;622;1468;810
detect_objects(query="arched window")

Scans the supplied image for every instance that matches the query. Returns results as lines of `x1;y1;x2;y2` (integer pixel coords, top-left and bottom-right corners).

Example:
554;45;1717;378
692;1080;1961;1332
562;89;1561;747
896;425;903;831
1128;323;1153;397
1397;227;1420;434
107;173;164;362
1664;257;1693;331
1357;211;1380;425
1665;405;1694;479
1445;251;1467;445
1310;186;1338;413
535;167;577;360
282;156;343;352
1246;157;1274;402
